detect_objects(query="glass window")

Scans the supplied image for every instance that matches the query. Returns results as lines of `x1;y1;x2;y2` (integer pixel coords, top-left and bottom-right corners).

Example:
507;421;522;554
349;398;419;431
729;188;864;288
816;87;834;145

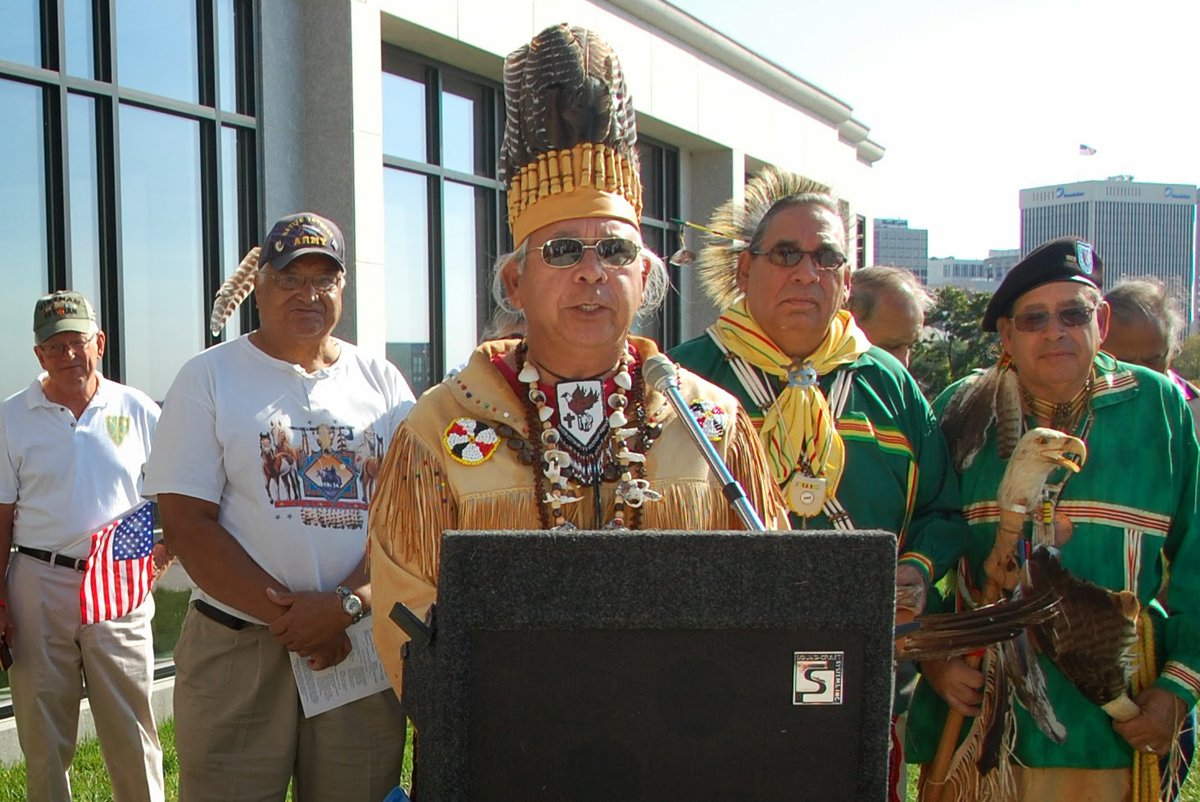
382;50;507;388
217;0;237;113
0;0;40;67
443;182;485;366
0;79;50;398
116;0;199;103
118;106;204;400
382;67;427;162
218;126;244;339
442;75;489;176
384;169;433;393
634;138;681;348
64;0;95;79
67;93;102;323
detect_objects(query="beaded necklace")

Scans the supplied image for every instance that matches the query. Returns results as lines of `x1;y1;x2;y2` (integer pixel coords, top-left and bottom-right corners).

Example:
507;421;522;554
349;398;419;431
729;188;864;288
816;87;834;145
515;341;661;529
1021;372;1095;432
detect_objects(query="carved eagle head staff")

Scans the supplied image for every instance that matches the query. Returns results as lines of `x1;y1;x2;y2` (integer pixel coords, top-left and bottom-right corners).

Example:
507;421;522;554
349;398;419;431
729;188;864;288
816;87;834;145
998;428;1087;512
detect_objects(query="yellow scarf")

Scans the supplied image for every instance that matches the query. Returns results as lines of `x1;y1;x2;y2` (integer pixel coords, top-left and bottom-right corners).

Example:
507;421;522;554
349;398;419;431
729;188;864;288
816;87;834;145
711;302;871;510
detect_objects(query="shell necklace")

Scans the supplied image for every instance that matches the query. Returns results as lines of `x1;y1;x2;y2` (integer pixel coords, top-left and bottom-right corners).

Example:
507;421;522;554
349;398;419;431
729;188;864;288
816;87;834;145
516;341;661;529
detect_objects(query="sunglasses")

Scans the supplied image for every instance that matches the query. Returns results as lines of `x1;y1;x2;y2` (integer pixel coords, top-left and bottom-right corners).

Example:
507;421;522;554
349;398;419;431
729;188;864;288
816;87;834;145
1010;305;1097;333
749;245;847;271
539;238;641;269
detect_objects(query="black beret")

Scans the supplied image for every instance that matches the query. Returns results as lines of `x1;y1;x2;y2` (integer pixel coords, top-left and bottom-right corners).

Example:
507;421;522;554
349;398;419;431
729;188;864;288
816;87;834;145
982;237;1102;331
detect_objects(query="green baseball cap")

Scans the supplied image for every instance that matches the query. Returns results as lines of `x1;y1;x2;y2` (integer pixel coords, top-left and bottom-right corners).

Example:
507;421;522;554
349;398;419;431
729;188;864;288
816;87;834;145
33;291;98;344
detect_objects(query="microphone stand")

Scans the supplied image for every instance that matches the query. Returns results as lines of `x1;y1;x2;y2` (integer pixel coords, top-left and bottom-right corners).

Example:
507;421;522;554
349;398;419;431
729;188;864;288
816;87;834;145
642;354;768;532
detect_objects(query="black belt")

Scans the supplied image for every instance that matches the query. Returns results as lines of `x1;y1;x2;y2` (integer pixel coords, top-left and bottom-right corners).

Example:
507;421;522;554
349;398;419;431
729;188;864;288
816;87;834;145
15;546;86;571
192;599;254;631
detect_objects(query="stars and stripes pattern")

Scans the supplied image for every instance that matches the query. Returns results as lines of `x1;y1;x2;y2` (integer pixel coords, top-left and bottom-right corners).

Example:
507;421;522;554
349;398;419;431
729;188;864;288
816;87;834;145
80;501;157;625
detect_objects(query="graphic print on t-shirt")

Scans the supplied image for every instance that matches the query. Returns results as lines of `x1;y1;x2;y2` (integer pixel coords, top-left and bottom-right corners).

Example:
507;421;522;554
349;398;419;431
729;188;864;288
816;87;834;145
258;416;384;530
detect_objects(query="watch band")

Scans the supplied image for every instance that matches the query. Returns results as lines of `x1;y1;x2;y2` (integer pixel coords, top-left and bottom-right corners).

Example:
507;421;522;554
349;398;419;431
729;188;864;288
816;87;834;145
335;585;365;623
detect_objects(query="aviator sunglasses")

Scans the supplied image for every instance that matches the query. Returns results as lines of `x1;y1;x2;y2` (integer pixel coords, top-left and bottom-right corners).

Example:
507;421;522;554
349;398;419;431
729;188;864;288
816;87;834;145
1010;305;1097;333
749;244;847;271
539;237;641;269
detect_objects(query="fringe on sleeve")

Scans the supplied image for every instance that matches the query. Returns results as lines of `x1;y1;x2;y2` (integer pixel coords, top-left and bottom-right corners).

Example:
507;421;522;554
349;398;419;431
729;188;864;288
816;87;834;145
368;423;459;695
725;405;790;530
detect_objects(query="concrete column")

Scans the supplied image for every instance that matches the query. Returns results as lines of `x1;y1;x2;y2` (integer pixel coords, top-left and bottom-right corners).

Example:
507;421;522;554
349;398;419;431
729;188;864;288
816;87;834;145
678;148;742;341
258;0;360;341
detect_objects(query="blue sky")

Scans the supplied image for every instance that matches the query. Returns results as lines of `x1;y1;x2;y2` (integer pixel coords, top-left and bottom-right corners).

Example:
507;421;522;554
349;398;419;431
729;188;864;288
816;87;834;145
671;0;1199;258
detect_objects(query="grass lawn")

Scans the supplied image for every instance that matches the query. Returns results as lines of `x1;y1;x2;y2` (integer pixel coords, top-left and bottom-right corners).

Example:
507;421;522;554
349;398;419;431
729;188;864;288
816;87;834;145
0;717;413;802
0;718;1195;800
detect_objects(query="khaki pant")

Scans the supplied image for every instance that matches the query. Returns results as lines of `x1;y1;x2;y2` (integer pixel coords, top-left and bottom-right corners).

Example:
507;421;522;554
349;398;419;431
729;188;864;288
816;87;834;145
8;552;164;802
173;606;405;802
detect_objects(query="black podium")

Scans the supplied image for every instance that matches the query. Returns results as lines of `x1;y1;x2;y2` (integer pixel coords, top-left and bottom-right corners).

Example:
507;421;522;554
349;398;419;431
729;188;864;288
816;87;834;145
398;529;896;801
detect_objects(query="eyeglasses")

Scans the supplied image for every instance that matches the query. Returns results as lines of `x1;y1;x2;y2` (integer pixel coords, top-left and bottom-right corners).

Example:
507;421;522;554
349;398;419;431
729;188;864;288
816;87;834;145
1011;305;1097;333
539;238;641;269
40;333;96;357
749;245;847;271
265;270;342;294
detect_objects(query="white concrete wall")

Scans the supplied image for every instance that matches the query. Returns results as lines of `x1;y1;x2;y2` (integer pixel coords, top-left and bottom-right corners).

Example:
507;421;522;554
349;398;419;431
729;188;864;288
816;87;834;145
255;0;886;351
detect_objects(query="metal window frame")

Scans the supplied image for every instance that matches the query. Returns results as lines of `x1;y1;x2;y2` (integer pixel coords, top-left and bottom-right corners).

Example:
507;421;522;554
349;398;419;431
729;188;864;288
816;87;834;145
381;45;508;385
636;135;682;349
1;0;259;382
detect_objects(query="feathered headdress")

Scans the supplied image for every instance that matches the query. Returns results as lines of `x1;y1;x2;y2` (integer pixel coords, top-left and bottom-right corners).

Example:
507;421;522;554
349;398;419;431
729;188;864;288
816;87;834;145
696;166;853;311
500;23;642;246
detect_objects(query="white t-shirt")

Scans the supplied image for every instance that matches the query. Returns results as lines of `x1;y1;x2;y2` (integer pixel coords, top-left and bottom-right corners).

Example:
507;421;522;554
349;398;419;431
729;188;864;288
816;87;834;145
0;375;160;558
143;336;415;621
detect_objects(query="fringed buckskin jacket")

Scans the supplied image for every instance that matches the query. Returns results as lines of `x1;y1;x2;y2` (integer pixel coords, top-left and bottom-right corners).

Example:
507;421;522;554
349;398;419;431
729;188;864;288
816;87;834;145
368;337;787;696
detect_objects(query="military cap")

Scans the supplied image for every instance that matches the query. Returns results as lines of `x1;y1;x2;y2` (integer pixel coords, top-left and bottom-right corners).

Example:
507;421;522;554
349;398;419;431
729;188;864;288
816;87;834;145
982;237;1102;332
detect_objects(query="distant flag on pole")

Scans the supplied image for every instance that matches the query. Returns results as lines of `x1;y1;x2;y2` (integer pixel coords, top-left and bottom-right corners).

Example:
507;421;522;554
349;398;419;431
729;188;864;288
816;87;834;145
1079;144;1097;156
80;501;157;625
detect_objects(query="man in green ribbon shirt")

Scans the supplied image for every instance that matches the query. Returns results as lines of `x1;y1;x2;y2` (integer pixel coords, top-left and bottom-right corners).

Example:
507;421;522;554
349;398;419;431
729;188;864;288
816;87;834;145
905;238;1200;801
670;166;970;800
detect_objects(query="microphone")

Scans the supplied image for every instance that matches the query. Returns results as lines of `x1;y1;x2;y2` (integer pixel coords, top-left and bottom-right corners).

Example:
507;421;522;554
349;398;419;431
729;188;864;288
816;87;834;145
642;355;768;532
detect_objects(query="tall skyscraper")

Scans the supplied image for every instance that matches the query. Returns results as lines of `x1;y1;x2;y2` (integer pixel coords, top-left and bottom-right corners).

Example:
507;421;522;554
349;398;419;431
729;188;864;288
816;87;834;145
873;218;929;283
1019;178;1198;320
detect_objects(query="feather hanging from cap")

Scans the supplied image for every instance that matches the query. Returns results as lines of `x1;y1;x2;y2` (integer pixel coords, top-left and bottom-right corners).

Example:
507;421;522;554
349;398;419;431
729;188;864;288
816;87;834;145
209;247;260;336
696;166;850;311
499;23;638;182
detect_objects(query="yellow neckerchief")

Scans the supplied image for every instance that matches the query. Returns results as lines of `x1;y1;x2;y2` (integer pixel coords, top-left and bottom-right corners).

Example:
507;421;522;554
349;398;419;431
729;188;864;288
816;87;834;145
710;302;870;505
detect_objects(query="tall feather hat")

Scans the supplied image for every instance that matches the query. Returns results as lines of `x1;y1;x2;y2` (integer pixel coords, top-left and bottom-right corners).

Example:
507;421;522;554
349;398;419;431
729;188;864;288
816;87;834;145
500;23;643;246
696;166;853;311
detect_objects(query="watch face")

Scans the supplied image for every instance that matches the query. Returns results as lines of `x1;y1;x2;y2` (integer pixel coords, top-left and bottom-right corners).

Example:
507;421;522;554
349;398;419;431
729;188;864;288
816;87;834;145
343;594;363;617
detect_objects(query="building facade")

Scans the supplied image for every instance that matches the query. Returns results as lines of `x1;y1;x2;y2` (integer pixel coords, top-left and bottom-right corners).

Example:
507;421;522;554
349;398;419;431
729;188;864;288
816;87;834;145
872;218;928;284
1;0;885;403
1019;178;1198;321
927;249;1018;293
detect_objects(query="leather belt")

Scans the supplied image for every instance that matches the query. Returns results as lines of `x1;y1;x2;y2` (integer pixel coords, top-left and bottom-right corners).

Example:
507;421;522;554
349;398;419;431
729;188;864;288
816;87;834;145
192;599;253;631
15;546;86;572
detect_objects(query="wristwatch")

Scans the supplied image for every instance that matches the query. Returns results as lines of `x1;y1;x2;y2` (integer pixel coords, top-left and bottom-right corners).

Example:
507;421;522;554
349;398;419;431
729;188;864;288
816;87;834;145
335;586;365;623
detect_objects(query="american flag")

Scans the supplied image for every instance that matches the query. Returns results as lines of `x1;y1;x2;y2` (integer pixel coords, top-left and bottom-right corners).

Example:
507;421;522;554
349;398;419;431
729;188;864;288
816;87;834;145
80;501;157;625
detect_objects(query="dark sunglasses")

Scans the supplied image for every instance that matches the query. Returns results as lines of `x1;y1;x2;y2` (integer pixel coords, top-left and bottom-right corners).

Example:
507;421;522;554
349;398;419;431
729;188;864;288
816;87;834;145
539;238;641;268
749;245;847;271
1011;305;1097;333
